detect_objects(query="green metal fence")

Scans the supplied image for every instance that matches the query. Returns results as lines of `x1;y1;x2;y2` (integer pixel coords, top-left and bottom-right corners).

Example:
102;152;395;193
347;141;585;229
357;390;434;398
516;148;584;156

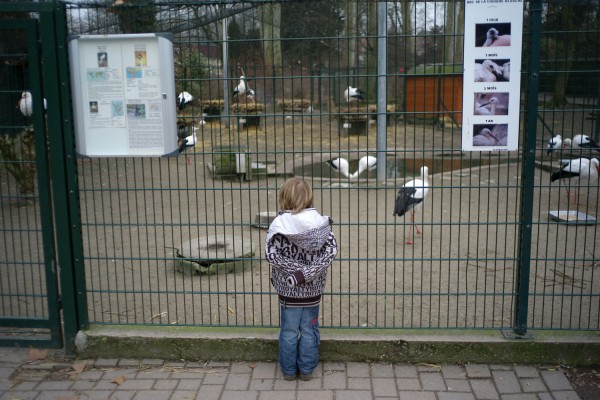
2;1;599;344
67;0;599;332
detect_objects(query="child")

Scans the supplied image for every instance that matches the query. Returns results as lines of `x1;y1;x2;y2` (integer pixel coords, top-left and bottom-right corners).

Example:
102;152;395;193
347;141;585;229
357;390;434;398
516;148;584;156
265;178;338;381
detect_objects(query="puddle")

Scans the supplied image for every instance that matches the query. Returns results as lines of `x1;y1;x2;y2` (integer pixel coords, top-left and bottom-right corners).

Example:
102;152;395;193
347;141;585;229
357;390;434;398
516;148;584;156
294;157;492;179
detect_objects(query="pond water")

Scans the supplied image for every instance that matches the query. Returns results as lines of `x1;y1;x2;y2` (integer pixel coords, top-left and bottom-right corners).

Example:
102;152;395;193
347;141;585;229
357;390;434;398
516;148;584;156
293;156;492;180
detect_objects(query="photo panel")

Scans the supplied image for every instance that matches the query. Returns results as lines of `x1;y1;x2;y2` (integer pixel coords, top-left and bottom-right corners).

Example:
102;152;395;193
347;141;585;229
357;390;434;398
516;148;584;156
476;23;512;47
474;59;510;82
473;92;509;116
472;124;508;147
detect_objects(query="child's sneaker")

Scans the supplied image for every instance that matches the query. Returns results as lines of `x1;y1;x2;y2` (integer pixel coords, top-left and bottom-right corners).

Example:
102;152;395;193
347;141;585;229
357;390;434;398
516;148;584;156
283;373;296;381
299;373;313;381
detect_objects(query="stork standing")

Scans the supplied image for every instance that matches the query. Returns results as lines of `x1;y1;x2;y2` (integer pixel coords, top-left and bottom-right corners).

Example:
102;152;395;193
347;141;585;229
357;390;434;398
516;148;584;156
550;157;600;207
232;76;247;99
178;127;200;165
393;166;430;245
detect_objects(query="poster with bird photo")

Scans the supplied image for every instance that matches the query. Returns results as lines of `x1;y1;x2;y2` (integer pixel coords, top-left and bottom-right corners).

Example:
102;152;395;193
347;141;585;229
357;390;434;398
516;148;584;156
462;0;523;151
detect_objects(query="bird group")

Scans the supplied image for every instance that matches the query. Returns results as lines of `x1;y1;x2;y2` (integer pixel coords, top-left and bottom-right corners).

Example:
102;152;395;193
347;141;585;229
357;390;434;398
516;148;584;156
548;134;600;208
546;133;600;155
326;156;377;180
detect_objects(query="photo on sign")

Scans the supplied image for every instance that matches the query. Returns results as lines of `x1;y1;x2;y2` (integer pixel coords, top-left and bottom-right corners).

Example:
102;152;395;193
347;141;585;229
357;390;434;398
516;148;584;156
476;23;511;47
474;59;510;82
89;101;99;114
474;92;509;116
127;103;146;118
472;124;508;147
97;52;108;68
135;50;147;66
111;101;124;117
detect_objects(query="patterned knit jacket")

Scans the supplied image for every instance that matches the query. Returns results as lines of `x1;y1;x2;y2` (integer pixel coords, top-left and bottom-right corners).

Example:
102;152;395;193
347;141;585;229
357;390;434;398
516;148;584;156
265;209;338;307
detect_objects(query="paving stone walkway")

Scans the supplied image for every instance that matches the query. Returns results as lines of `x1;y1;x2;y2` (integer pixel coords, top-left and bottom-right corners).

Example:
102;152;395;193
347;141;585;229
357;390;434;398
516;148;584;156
0;348;581;400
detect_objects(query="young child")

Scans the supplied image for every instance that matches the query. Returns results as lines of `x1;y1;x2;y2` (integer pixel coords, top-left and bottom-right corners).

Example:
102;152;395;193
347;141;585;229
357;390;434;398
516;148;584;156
265;178;338;381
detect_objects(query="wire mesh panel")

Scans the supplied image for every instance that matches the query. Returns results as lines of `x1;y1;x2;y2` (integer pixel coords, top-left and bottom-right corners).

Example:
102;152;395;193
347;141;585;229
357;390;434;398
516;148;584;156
531;1;600;331
0;16;61;346
63;0;599;332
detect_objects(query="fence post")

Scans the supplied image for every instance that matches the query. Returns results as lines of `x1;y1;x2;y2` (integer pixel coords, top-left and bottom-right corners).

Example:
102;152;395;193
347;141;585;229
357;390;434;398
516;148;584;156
376;2;387;182
513;0;543;337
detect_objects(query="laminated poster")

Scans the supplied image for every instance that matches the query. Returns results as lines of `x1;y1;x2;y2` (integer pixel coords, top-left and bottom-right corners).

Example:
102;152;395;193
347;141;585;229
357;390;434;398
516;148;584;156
462;0;524;151
69;34;178;157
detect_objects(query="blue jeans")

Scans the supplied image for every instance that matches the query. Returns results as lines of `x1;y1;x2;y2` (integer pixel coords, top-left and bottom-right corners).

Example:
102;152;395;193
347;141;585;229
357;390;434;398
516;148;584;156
279;304;320;376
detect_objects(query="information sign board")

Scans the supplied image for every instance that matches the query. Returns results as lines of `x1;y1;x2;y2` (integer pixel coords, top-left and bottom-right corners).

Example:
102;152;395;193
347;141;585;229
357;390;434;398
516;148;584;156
462;1;524;151
69;33;178;157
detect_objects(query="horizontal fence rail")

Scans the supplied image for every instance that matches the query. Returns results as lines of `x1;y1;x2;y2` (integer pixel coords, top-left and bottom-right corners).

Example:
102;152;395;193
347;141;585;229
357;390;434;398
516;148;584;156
29;0;597;333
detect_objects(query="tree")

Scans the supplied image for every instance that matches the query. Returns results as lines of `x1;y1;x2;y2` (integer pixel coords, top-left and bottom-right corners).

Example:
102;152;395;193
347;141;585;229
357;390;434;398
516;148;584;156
542;2;598;107
110;0;157;34
444;0;464;65
280;1;342;67
259;3;282;71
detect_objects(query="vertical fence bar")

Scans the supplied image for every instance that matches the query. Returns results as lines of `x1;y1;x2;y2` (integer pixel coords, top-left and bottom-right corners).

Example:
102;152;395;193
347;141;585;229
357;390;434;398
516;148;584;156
376;1;387;181
513;0;543;336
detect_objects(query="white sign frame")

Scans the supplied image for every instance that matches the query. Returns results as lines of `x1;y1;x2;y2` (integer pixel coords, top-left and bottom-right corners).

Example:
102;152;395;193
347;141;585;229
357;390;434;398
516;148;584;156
462;0;524;151
68;33;178;157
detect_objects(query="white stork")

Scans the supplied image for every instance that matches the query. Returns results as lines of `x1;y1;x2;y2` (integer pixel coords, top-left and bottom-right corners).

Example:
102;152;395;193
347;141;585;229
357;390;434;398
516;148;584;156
550;157;600;207
344;86;365;103
393;166;430;245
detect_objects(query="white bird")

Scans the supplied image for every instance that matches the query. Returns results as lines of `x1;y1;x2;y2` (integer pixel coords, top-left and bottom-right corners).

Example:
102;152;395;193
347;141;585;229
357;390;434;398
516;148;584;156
178;127;199;165
344;86;365;103
349;156;377;179
393;166;430;245
17;91;47;117
551;157;600;207
326;157;351;179
482;27;511;47
546;134;562;154
177;91;194;111
232;76;247;98
474;96;499;115
472;128;499;146
474;60;502;82
572;134;600;153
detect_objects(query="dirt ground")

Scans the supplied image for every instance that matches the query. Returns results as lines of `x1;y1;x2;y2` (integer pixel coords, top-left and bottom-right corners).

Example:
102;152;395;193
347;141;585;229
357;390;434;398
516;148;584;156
1;103;599;346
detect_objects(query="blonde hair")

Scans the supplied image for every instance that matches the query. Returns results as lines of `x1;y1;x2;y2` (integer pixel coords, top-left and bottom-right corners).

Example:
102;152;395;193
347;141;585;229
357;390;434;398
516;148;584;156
279;178;313;213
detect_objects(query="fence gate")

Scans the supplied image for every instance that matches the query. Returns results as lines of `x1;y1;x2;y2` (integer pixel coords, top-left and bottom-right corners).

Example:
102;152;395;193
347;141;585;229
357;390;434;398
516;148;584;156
0;3;83;348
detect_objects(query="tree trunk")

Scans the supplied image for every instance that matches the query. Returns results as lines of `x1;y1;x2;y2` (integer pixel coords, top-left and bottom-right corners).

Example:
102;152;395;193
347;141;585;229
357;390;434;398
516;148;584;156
550;6;574;107
343;0;358;69
365;0;378;99
402;1;414;67
259;4;282;71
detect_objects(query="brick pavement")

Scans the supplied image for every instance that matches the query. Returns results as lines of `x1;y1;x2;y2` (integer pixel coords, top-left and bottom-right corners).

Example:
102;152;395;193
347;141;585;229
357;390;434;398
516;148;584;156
0;348;582;400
